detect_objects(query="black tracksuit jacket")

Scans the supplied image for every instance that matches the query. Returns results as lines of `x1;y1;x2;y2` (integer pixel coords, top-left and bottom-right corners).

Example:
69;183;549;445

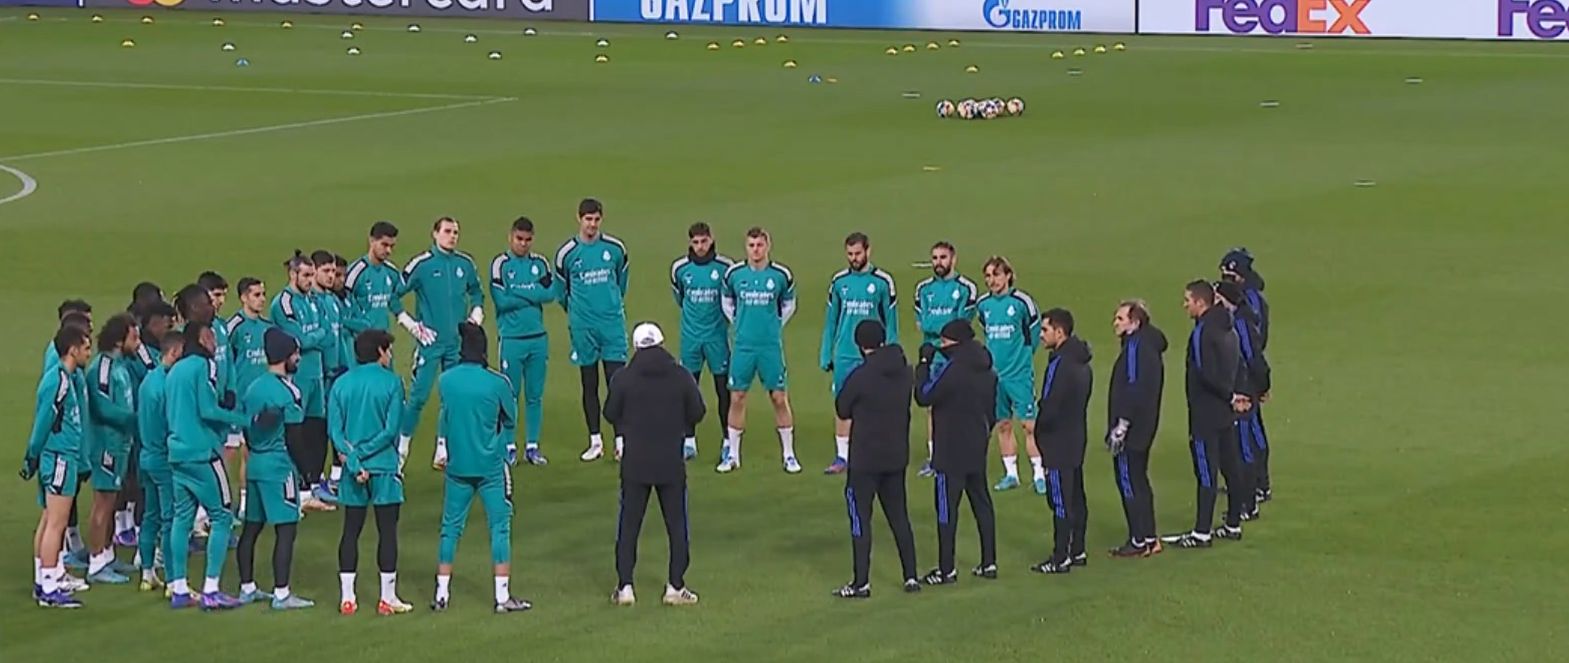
604;346;707;485
913;340;998;475
1034;336;1093;471
1107;324;1168;452
834;345;914;473
1186;306;1241;434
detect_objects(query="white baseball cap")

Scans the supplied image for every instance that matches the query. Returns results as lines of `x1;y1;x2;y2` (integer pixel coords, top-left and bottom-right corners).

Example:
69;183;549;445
632;322;664;349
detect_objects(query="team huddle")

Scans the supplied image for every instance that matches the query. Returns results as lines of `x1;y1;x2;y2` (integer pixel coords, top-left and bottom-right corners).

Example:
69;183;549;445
21;195;1275;609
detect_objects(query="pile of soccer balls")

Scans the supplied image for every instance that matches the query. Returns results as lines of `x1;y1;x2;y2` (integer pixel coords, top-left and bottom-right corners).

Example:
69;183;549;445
936;97;1024;120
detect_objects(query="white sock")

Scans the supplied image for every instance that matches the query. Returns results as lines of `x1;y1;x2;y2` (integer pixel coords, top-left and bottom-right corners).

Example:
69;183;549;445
615;436;624;456
65;526;83;552
494;576;510;604
778;427;796;458
834;435;849;461
589;433;604;449
1030;456;1045;481
241;581;258;595
926;439;933;460
274;585;291;600
397;435;411;459
88;549;112;575
684;436;696;447
1002;455;1019;478
115;510;130;534
726;427;743;457
330;465;342;482
40;565;60;594
380;572;397;602
203;576;219;594
170;578;189;595
340;572;356;602
133;550;141;567
238;489;248;516
196;506;210;529
434;437;449;459
143;568;158;582
435;574;451;601
34;557;42;584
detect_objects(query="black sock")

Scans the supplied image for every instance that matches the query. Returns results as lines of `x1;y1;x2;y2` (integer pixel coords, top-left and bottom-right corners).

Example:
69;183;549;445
580;365;602;435
273;523;297;589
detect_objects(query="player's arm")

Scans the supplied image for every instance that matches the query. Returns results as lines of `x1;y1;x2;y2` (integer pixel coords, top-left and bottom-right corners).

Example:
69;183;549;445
1021;297;1042;354
603;371;625;426
669;260;684;307
882;276;900;345
326;384;359;474
913;283;940;336
553;244;573;313
90;361;136;429
779;270;798;326
682;371;706;428
1034;360;1065;433
136;384;166;452
616;245;630;296
387;268;408;318
497;376;518;440
1199;326;1238;398
720;272;737;323
463;256;485;321
198;361;248;428
24;373;64;461
818;283;840;371
356;381;403;461
489;256;527;315
514;260;559;305
960;278;979;321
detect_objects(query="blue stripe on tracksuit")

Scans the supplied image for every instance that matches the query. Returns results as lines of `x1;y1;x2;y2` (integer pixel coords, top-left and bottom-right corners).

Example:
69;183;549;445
1236;419;1255;464
1190;322;1205;368
1116;455;1134;499
1193;438;1213;488
845;486;862;538
936;473;949;525
1126;337;1139;383
920;361;952;398
682;486;690;549
1048;469;1066;518
1248;411;1269;451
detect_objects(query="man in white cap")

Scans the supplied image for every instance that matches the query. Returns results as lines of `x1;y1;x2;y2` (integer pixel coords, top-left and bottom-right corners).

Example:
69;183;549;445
604;322;706;607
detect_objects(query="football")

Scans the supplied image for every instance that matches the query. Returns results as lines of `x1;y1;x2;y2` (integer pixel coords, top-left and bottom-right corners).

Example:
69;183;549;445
1007;97;1026;116
935;99;956;118
981;101;1000;119
957;99;976;119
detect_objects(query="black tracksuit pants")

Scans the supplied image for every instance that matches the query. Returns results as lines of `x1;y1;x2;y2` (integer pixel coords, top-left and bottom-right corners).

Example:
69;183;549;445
1242;408;1270;492
1189;431;1221;534
616;478;690;590
1225;418;1257;520
1113;449;1156;544
1044;466;1087;562
845;470;918;587
934;469;996;574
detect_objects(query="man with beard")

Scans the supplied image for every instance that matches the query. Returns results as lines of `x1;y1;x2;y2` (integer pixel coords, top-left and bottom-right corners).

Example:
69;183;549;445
669;223;733;461
911;241;978;477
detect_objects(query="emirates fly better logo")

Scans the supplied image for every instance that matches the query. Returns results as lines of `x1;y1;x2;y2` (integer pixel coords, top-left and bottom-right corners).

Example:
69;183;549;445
1195;0;1371;34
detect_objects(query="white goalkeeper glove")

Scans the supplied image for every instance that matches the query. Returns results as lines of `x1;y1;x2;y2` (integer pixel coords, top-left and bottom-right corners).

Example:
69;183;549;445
397;312;438;346
468;306;484;326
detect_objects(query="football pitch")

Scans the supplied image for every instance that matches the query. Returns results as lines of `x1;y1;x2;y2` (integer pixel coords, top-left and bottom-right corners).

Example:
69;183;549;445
2;8;1566;660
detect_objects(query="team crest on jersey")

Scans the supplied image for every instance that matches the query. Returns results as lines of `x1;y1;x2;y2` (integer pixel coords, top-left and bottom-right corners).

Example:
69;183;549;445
385;276;393;287
867;283;877;294
710;269;719;280
766;278;776;290
1007;305;1016;317
602;250;611;261
531;264;540;276
456;267;465;278
952;290;961;299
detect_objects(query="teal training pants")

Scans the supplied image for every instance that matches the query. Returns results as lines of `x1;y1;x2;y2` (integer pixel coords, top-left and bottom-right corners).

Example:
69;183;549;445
169;458;234;583
403;342;459;438
438;470;513;566
137;470;174;575
499;335;549;446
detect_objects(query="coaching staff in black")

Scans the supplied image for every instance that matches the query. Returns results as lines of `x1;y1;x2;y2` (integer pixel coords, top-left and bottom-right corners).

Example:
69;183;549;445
832;320;919;599
1165;280;1243;549
1029;308;1093;575
604;322;705;607
1105;300;1167;558
1217;280;1268;521
915;320;999;585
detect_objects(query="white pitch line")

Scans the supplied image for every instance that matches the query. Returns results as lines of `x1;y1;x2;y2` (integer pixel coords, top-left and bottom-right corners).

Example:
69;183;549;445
0;77;498;101
0;163;39;206
0;96;515;162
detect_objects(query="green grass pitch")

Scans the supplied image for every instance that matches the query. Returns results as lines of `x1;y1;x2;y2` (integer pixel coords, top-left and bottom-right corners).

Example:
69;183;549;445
2;8;1567;660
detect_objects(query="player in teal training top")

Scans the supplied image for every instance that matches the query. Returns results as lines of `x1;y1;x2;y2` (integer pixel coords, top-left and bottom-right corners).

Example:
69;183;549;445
553;198;630;462
911;241;979;476
329;329;413;616
235;328;315;610
84;314;141;585
432;323;530;614
227;278;274;416
24;325;92;608
196;273;242;453
270;254;336;511
974;256;1045;494
669;222;734;461
136;332;183;593
397;217;485;470
818;232;898;475
490;217;561;466
164;320;250;611
311;251;349;497
717;226;801;475
344;222;407;337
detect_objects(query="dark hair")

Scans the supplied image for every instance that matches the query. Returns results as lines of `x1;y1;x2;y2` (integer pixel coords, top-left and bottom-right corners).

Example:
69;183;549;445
370;221;399;239
129;282;163;309
844;232;870;249
160;330;186;353
334;254;348;269
688;222;712;238
354;330;395;365
53;325;90;358
311;250;335;267
236;277;263;297
141;301;176;321
1214;280;1245;308
578;198;603;217
512;217;535;234
1042;308;1074;336
59;311;92;332
1185;279;1216;303
745;226;769;240
1117;299;1150;326
931;241;955;255
173;284;210;321
457;322;488;365
98;313;136;351
284;250;311;272
432;216;458;232
197;271;228;292
57;299;92;320
182;319;212;353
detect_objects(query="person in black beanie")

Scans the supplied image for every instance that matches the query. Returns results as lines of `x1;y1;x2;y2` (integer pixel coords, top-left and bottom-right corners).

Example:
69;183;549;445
1106;300;1168;558
1216;281;1268;520
831;320;918;599
1029;308;1093;575
916;319;1000;585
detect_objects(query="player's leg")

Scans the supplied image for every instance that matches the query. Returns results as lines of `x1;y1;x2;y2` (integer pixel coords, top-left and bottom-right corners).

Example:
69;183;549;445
198;457;238;606
434;474;475;609
1217;423;1250;536
115;449;140;548
614;480;652;603
679;341;706;456
235;513;265;603
994;416;1020;490
842;472;876;593
1237;418;1260;520
137;473;167;590
763;349;799;474
373;497;409;614
338;505;367;612
87;487;124;583
572;326;607;461
1111;452;1141;555
167;466;197;605
709;339;732;452
479;469;528;612
1170;434;1219;548
1069;465;1088;563
1017;386;1045;494
967;471;998;575
303;379;336;504
826;360;858;474
400;342;445;461
1131;449;1158;551
520;336;549;464
918;413;936;477
603;359;626;460
600;326;630;460
876;471;919;586
37;491;79;607
655;480;692;603
267;521;308;609
1251;409;1271;501
926;471;961;583
719;350;757;472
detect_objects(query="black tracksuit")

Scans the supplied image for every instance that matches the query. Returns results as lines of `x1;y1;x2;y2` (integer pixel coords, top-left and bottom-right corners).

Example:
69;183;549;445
1034;337;1093;563
834;345;918;587
1108;323;1167;545
913;340;998;574
1232;306;1273;495
604;346;706;590
1186;306;1243;533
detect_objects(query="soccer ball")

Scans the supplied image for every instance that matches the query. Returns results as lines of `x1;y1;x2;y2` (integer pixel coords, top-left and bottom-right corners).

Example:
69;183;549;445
957;99;976;120
1006;97;1025;116
980;101;1000;120
935;100;956;118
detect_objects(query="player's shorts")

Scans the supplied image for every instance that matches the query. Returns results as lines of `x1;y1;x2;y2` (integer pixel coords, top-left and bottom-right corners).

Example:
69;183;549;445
680;337;730;375
91;449;128;492
568;323;629;367
37;451;80;507
338;472;405;508
244;475;302;525
831;358;862;397
729;347;788;392
995;376;1038;421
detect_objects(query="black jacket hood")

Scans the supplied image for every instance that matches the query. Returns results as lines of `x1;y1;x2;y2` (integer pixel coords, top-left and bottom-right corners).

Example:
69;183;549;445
1131;323;1168;354
629;346;681;377
862;344;908;376
1053;336;1092;364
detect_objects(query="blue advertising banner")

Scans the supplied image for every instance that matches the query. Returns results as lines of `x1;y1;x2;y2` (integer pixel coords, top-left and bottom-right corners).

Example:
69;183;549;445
590;0;1135;33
